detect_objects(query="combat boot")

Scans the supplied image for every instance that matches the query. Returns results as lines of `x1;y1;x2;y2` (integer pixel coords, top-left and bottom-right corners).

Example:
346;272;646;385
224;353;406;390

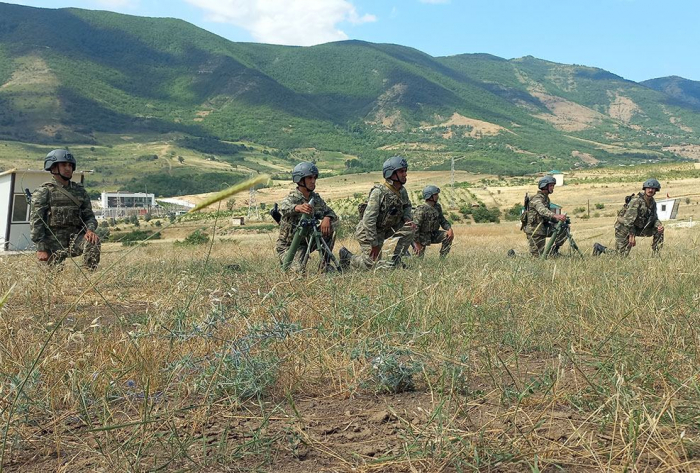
390;254;407;269
592;243;607;256
339;247;352;270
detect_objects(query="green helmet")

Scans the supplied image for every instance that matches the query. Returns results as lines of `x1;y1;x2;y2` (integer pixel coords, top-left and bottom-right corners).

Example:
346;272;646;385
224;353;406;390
292;162;319;184
538;175;556;189
44;149;76;171
422;185;440;200
382;156;408;179
642;178;661;190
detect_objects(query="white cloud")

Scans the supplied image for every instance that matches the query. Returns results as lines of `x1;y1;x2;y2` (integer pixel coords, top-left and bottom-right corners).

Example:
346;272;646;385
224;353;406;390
184;0;376;46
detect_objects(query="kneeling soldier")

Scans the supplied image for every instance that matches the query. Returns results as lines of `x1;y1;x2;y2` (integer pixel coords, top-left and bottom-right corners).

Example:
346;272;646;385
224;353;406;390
593;178;664;256
414;185;454;258
339;156;416;270
523;176;567;257
275;162;337;272
30;149;101;270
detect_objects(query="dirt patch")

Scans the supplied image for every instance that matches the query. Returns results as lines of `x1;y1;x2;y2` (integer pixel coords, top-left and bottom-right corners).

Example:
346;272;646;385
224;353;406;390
421;112;507;138
669;116;694;133
531;90;603;132
607;92;641;123
367;84;408;130
571;150;599;165
664;144;700;161
1;55;58;90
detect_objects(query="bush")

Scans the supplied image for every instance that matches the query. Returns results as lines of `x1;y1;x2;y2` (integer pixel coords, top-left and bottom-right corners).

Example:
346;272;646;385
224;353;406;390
117;229;160;246
504;203;523;221
574;207;586;214
471;204;501;223
595;203;605;209
176;229;210;246
94;225;110;242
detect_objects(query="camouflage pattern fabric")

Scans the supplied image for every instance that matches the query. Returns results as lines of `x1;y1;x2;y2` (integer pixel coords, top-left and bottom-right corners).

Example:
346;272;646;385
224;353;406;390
30;180;100;269
523;190;565;256
414;202;452;257
274;189;337;272
350;181;414;269
613;192;663;255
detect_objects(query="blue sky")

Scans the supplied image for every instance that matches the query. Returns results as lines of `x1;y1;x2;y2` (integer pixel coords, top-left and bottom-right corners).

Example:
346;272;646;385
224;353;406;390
6;0;699;82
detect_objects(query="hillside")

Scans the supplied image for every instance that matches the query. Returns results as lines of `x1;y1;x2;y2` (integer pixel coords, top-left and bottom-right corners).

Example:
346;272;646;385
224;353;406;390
642;76;700;109
1;2;700;196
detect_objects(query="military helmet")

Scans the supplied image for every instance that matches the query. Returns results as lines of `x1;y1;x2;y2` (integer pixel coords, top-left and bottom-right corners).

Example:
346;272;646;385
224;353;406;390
538;175;557;189
292;161;319;184
422;185;440;200
382;156;408;179
642;178;661;190
44;149;76;171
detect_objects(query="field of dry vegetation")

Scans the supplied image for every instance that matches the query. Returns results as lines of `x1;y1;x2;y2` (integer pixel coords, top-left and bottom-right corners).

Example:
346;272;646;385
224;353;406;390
1;172;699;472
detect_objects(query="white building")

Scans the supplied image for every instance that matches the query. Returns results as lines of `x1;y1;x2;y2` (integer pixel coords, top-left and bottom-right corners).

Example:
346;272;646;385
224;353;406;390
548;170;564;187
656;198;680;221
101;191;156;210
0;169;87;251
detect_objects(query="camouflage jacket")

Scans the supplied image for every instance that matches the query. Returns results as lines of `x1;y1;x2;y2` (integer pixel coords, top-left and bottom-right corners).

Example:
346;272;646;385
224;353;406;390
276;189;337;245
414;202;451;245
524;191;556;235
30;180;97;251
616;192;661;235
355;180;412;246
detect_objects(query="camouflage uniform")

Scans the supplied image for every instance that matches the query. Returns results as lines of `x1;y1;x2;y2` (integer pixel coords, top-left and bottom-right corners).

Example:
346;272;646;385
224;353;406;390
523;190;566;256
30;181;100;269
350;181;415;269
275;189;337;272
614;192;663;255
414;202;452;257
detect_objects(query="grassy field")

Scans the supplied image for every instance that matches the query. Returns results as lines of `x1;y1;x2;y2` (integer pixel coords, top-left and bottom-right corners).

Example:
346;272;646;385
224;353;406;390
0;171;699;471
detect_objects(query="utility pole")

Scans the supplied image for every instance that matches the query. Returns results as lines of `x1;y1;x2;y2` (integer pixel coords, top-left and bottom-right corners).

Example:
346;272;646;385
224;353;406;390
450;156;455;208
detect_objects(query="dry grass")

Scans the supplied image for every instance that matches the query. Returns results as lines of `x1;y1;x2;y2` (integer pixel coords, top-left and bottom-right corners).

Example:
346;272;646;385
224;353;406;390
1;187;699;471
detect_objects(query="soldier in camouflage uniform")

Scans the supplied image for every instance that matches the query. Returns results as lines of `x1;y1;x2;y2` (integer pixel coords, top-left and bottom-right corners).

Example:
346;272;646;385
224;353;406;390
523;176;567;257
339;156;416;269
30;149;100;269
592;179;664;256
275;162;338;272
413;185;454;258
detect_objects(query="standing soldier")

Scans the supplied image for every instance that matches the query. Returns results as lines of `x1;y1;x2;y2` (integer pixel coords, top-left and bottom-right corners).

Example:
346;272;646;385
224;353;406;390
339;156;416;269
593;179;664;256
523;176;567;257
275;162;337;272
30;149;101;269
413;185;454;258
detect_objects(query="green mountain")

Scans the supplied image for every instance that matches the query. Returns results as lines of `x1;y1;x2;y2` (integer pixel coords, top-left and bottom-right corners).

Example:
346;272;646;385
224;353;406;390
642;76;700;109
1;2;699;195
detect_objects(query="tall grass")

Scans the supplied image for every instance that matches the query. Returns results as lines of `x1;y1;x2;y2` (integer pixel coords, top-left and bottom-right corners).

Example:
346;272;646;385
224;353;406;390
0;222;698;471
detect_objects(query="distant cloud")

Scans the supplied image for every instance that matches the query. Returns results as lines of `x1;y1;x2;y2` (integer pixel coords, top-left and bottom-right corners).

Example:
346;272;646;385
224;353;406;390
184;0;376;46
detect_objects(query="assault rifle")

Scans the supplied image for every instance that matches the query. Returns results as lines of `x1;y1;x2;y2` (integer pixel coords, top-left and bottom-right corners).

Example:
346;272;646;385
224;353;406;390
541;216;584;259
281;197;342;272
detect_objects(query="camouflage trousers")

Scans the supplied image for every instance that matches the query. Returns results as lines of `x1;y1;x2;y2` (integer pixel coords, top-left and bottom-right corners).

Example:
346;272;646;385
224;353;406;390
613;223;664;256
276;231;335;273
525;226;567;257
416;230;452;258
46;232;101;270
350;224;415;269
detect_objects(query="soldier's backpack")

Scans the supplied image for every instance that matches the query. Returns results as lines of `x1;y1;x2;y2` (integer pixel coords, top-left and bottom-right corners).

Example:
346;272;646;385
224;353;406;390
358;185;382;219
617;193;636;217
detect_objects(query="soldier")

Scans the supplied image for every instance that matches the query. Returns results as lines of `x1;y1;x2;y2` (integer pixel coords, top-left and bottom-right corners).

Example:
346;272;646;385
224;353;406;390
593;179;664;256
30;149;101;269
275;162;338;272
413;185;454;258
523;176;567;257
339;156;416;269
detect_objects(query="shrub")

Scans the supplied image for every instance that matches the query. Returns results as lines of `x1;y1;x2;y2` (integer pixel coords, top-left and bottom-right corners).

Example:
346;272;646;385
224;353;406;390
117;229;160;246
595;203;605;209
176;229;210;246
472;204;501;223
504;203;523;221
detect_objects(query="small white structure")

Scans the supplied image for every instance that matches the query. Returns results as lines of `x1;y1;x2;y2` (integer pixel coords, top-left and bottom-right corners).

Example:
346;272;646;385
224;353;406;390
656;198;680;221
0;169;86;251
548;170;564;187
231;217;245;226
101;191;155;210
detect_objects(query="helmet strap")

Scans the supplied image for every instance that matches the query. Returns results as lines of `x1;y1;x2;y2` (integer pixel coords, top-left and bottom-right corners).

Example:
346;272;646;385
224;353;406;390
51;166;72;183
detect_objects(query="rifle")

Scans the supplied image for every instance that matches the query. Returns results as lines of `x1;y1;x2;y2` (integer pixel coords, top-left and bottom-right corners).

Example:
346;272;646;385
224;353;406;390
270;202;281;224
520;192;529;231
281;198;342;272
541;216;584;259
